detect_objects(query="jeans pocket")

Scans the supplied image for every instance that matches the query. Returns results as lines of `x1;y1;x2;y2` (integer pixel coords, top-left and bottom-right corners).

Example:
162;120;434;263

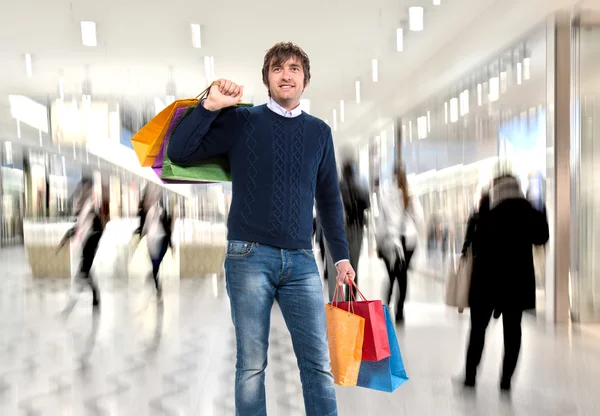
301;248;315;259
226;240;256;258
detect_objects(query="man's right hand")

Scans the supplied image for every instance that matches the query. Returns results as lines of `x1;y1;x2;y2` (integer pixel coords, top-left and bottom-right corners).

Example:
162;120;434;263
203;79;244;111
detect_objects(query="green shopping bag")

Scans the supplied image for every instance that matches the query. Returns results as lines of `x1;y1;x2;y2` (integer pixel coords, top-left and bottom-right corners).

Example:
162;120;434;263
160;102;251;184
161;153;232;183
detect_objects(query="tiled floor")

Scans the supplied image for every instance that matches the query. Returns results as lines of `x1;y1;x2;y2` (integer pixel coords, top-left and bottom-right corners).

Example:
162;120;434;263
0;244;599;415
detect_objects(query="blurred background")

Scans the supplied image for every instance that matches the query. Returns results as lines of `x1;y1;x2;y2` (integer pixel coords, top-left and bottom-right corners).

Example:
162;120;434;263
1;0;600;415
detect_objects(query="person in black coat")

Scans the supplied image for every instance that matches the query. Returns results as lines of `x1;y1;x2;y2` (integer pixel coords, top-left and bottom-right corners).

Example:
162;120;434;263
463;174;549;392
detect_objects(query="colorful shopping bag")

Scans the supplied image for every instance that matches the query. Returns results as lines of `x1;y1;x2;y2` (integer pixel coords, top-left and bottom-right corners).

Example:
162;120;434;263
151;106;191;183
131;99;198;167
131;80;244;168
160;106;232;183
336;281;390;361
326;286;365;386
356;305;409;392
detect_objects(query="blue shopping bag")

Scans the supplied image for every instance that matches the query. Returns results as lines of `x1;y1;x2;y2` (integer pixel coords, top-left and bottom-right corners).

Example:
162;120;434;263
356;305;409;392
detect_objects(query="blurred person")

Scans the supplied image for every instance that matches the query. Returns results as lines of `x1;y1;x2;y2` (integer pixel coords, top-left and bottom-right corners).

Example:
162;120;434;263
168;42;352;415
134;184;174;301
463;173;549;392
55;178;107;309
338;160;370;300
376;168;424;322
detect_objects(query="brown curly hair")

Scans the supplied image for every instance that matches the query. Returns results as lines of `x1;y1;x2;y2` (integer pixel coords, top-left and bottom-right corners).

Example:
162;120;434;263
262;42;311;97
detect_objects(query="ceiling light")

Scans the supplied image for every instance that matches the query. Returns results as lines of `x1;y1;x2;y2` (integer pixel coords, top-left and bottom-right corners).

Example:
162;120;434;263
24;54;33;78
517;62;523;85
409;7;424;31
4;142;13;165
417;116;427;139
444;101;448;124
340;100;345;122
333;109;338;132
80;21;97;47
427;111;431;133
523;57;531;80
191;24;202;48
355;80;361;104
460;89;469;116
396;28;404;52
372;59;378;82
450;97;458;122
489;77;500;102
408;121;413;141
433;0;441;5
477;84;483;106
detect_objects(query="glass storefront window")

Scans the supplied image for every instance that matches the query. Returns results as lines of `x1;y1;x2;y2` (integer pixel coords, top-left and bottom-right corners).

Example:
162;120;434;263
396;25;549;291
572;15;600;321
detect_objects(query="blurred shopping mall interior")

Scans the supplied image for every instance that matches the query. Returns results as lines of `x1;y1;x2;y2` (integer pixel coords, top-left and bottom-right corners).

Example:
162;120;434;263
1;0;600;415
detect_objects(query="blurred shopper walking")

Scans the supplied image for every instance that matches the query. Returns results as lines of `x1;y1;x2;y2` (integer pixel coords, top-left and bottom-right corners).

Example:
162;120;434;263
376;168;424;323
336;160;370;301
134;184;174;301
463;172;549;392
56;178;108;309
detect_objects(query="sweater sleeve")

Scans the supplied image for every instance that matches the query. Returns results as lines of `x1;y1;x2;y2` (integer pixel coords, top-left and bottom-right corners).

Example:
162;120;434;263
315;128;350;263
167;104;244;165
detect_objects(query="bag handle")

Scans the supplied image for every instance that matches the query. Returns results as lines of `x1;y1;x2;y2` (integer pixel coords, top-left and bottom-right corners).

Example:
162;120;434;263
348;280;368;302
332;284;357;314
195;80;221;100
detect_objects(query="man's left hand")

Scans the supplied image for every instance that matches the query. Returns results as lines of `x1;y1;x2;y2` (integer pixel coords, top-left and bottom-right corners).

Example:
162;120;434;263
335;260;356;286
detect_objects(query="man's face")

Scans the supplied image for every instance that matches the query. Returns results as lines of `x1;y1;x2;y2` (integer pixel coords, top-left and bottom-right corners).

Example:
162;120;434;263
266;57;306;106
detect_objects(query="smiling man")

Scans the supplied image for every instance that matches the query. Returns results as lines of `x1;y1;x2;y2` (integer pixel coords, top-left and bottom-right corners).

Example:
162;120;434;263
168;42;353;416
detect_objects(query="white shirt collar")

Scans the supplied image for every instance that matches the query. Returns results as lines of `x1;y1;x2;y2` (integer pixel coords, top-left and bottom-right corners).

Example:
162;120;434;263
267;98;303;118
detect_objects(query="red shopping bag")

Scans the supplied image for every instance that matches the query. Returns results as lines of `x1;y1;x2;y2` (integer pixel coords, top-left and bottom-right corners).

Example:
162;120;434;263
336;281;390;361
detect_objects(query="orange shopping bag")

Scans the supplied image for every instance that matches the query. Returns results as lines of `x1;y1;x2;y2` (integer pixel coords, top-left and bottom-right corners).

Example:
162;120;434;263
326;286;365;386
131;98;198;167
131;81;227;167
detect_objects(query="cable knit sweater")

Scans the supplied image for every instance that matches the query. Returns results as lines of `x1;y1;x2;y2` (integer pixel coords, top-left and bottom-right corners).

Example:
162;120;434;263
167;104;350;263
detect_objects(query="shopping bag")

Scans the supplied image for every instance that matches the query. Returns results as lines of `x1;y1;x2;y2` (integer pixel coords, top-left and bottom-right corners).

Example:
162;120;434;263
151;106;192;183
445;248;472;312
131;99;198;167
161;105;232;183
357;305;409;392
326;286;365;386
152;106;190;170
336;281;390;361
131;80;247;168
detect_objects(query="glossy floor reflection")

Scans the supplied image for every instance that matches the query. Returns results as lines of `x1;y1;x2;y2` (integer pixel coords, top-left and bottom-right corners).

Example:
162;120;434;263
0;246;599;415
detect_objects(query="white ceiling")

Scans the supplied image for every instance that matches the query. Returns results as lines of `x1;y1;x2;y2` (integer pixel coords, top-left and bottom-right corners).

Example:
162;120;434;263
0;0;583;150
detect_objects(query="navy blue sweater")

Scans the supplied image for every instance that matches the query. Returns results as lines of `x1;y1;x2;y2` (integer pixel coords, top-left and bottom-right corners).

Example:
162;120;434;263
167;104;350;263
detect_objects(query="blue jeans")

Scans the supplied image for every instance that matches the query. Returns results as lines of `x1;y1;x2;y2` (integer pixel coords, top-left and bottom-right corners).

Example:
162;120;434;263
225;240;337;416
